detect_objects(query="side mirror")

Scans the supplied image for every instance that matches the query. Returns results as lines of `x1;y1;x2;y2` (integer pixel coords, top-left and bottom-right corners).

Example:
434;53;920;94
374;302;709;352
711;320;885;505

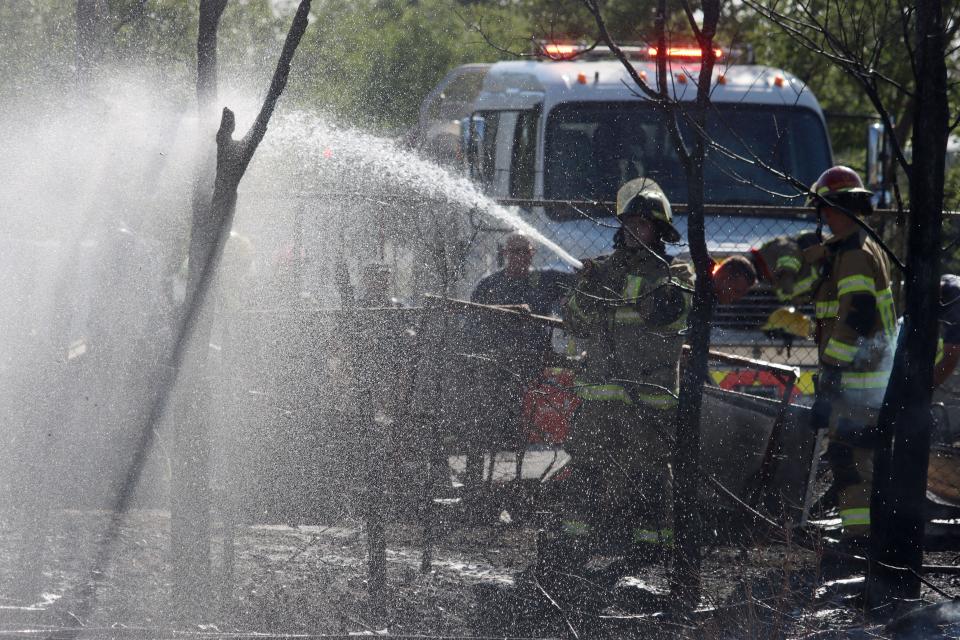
457;117;469;170
465;114;487;183
865;122;889;208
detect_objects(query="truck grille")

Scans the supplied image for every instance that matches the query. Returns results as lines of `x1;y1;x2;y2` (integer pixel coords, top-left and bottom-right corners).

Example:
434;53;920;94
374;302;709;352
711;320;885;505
713;287;812;332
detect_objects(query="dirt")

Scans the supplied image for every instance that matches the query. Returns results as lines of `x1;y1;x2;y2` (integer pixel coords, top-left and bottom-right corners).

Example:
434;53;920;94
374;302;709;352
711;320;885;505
0;509;958;639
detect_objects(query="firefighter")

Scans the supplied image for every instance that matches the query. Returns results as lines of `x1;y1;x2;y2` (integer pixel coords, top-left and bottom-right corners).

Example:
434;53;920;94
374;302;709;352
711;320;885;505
709;234;821;307
935;274;960;388
807;166;896;552
751;232;824;304
543;177;692;576
713;255;758;305
711;235;822;353
714;233;823;331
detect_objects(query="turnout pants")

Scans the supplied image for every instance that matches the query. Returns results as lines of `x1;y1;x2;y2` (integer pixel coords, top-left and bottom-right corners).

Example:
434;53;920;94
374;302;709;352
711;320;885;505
560;399;674;549
827;395;879;539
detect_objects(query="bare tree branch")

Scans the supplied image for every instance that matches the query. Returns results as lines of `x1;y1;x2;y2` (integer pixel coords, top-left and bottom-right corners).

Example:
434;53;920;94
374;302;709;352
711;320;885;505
679;0;704;41
950;109;960;132
581;0;662;103
239;0;311;168
463;15;532;58
900;3;919;80
741;0;914;175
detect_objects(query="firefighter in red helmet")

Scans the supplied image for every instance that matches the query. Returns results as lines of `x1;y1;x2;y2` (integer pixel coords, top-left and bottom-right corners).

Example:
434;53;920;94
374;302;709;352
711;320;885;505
808;166;895;561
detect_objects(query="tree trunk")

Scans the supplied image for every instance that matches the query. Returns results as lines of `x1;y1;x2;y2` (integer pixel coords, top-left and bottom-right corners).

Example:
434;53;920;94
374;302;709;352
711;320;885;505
867;0;947;610
670;5;719;608
197;0;228;115
169;0;229;611
581;0;720;612
169;0;313;613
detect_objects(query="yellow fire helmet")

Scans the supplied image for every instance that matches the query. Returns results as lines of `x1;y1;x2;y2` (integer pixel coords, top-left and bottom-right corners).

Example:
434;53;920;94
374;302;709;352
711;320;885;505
615;177;682;243
761;306;812;340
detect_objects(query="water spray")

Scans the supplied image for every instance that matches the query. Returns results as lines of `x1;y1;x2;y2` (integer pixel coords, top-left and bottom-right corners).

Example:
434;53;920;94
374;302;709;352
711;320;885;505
479;205;583;270
258;112;584;271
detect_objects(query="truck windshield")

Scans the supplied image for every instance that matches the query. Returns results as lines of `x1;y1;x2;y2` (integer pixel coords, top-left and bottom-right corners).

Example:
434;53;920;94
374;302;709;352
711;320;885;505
544;102;831;210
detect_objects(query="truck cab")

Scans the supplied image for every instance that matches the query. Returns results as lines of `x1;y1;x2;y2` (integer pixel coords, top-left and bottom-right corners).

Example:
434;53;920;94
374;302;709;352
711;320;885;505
425;48;835;392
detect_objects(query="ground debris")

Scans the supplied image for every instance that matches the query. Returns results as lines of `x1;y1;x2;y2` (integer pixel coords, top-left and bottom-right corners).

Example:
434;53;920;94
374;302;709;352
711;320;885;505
0;510;957;638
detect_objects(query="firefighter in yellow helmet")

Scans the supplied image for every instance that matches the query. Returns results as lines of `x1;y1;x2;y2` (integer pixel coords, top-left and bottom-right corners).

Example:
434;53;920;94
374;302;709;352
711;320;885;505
539;178;692;580
807;166;896;554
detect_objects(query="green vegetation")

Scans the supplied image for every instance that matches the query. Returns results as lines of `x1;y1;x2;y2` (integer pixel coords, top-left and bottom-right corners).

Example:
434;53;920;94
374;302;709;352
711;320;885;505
287;0;526;131
5;0;956;269
1;1;955;153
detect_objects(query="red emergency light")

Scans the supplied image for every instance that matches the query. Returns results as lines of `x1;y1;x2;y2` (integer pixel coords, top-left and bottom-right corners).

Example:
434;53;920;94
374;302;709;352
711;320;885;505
541;43;582;60
534;41;735;63
647;46;723;60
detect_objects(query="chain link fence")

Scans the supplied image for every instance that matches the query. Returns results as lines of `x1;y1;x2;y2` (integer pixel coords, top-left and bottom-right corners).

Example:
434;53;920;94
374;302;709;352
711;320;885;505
216;192;845;528
219;193;960;529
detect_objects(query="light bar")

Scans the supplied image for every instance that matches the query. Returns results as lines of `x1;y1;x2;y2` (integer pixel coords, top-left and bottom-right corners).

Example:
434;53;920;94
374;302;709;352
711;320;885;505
541;43;582;60
647;46;723;60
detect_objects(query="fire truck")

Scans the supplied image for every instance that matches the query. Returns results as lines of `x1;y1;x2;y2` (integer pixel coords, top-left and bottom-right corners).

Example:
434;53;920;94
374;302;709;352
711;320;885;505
417;44;835;403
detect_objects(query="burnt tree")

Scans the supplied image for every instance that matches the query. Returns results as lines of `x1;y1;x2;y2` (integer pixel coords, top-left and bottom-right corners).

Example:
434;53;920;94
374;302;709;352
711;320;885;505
58;0;313;625
667;0;721;610
743;0;953;610
582;0;721;611
868;0;948;607
169;0;230;606
197;0;229;113
169;0;313;611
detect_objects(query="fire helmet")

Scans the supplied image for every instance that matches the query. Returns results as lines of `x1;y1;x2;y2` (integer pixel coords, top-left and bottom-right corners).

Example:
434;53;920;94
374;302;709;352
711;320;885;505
809;166;873;213
761;307;812;340
615;177;681;243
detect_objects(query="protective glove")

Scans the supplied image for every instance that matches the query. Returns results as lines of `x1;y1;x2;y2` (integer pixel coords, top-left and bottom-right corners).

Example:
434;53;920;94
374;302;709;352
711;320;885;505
818;366;843;397
577;258;597;286
809;367;842;431
572;258;605;302
809;394;832;432
577;258;597;279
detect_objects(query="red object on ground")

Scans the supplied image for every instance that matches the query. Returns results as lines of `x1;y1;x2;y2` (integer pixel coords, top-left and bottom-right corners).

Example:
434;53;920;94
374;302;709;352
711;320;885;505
716;368;801;401
522;368;580;445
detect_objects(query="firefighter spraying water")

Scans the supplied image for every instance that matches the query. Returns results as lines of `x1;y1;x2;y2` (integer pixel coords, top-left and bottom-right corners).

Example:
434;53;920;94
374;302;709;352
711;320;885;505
525;178;693;590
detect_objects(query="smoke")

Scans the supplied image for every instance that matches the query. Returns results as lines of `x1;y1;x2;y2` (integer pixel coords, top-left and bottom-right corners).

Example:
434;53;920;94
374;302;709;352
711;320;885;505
844;319;901;409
